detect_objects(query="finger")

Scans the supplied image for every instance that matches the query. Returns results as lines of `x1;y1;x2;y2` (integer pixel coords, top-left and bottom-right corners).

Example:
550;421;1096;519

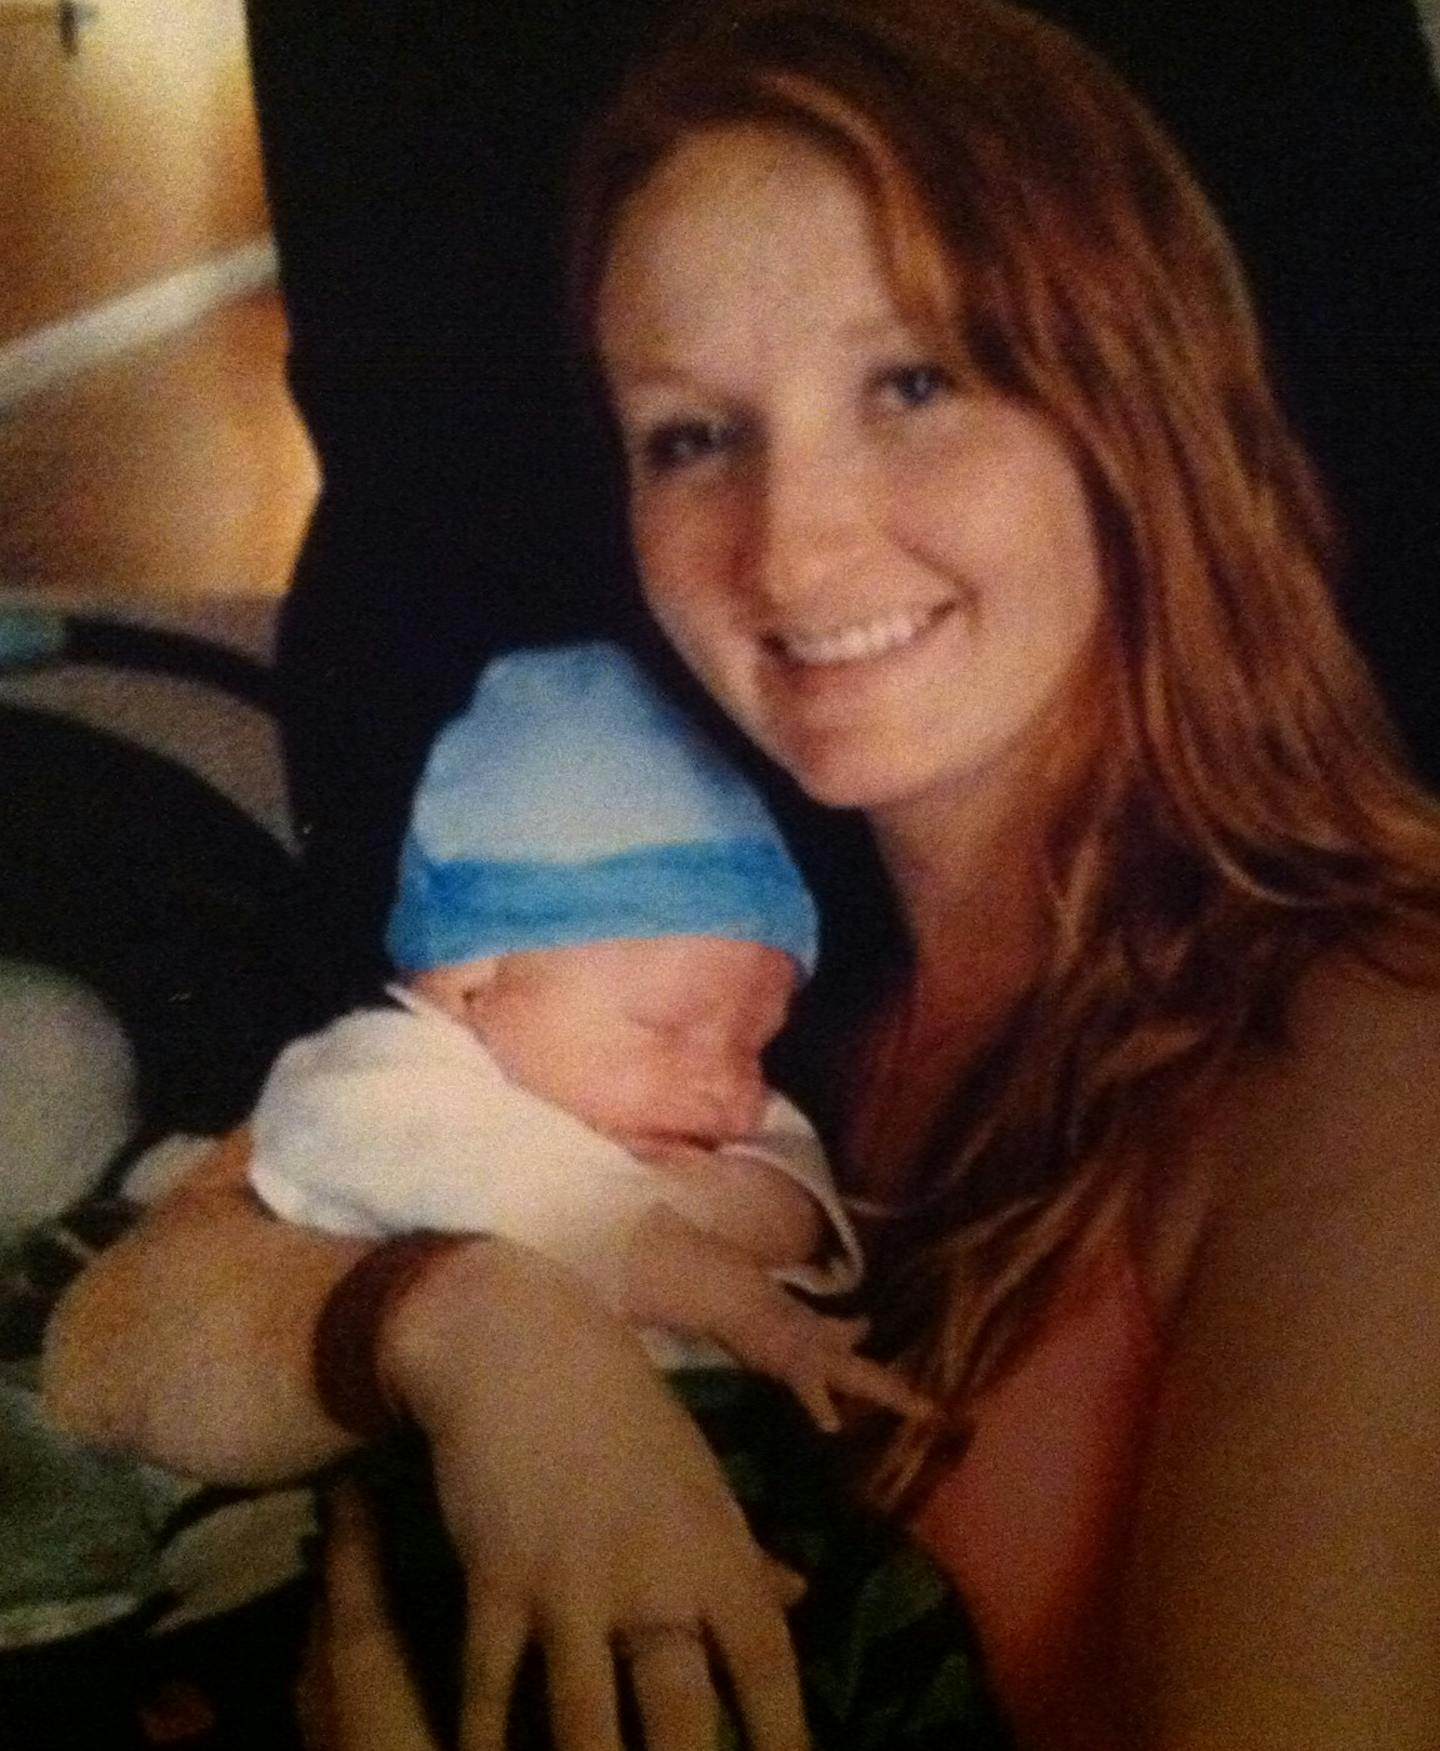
322;1484;439;1751
828;1353;935;1421
540;1613;624;1751
815;1313;870;1350
771;1304;868;1366
791;1373;842;1434
762;1556;807;1609
458;1585;532;1751
622;1624;717;1751
322;1481;387;1629
710;1598;809;1751
294;1594;337;1749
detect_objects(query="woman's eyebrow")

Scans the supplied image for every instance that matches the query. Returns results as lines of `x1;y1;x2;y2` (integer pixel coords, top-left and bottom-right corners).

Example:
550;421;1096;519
605;356;693;388
835;309;922;348
609;310;921;383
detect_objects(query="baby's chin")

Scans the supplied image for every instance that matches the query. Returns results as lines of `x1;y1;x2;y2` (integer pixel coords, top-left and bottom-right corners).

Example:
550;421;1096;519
612;1133;673;1163
606;1129;726;1163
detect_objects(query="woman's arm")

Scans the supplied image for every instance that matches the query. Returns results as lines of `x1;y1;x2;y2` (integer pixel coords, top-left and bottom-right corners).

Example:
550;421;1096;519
42;1128;372;1483
42;1130;810;1750
1124;961;1440;1748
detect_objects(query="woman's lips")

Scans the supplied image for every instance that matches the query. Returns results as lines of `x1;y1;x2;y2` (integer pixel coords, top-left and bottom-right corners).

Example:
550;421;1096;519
768;602;951;669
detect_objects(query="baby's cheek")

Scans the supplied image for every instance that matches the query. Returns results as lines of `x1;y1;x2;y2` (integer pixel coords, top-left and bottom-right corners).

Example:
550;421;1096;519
608;1056;700;1141
577;1057;667;1140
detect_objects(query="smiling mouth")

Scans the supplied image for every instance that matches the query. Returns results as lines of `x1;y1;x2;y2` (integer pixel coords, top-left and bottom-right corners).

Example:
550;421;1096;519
769;605;949;668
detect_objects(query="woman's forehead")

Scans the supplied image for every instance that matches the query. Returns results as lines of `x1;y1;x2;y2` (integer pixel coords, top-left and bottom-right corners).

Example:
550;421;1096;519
592;119;974;383
602;124;865;291
596;122;944;374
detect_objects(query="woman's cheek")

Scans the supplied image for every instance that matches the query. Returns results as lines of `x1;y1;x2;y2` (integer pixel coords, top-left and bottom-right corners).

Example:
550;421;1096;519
634;475;743;611
632;503;686;624
637;555;721;677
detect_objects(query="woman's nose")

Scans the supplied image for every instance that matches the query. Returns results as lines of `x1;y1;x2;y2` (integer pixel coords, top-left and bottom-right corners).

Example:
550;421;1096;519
745;441;870;615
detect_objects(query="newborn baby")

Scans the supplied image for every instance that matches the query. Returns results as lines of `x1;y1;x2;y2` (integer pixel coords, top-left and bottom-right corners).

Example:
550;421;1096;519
249;640;912;1426
248;641;999;1749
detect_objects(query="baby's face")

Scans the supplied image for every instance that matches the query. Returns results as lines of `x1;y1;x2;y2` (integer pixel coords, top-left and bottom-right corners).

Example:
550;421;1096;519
418;937;795;1151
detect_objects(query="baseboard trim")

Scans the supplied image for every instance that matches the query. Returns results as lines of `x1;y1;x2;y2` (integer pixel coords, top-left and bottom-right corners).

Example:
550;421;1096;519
0;237;279;410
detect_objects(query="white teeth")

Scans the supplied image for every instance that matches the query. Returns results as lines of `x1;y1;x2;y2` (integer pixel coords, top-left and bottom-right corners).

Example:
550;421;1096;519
776;608;938;667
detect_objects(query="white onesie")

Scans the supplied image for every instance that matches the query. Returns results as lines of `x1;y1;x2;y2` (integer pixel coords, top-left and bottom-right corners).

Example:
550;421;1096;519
248;988;862;1368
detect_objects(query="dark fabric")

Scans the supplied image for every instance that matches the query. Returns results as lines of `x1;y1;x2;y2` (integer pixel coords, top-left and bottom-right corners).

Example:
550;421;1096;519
0;705;325;1141
248;0;671;985
0;1196;138;1362
249;0;1440;985
0;1585;311;1751
359;1370;1011;1750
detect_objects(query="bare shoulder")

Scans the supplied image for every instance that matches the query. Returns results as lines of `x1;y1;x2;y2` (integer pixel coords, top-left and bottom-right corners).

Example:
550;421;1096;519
1142;931;1440;1379
1153;928;1440;1425
1228;933;1440;1205
1135;935;1440;1309
1127;938;1440;1741
1285;920;1440;1050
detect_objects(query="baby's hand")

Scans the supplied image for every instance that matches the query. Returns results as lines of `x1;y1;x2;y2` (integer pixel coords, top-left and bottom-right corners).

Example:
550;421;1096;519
621;1205;931;1432
719;1286;933;1433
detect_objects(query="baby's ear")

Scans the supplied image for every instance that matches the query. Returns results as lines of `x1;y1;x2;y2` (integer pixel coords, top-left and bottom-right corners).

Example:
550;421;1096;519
409;957;502;1022
455;955;503;989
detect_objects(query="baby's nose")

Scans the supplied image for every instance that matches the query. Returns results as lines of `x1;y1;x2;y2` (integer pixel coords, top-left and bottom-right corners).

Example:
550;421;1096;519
695;1063;767;1141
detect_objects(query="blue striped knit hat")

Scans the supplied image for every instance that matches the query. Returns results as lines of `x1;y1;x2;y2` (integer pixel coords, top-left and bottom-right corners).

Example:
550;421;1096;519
386;641;819;977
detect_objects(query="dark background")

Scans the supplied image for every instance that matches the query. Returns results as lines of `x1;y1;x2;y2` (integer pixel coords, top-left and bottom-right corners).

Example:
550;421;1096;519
242;0;1440;975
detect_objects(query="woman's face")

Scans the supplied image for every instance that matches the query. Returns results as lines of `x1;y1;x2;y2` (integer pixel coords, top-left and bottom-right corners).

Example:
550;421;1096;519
597;124;1107;828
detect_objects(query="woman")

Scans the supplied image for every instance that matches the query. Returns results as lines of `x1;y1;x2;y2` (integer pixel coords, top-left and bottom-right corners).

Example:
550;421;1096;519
44;1;1440;1746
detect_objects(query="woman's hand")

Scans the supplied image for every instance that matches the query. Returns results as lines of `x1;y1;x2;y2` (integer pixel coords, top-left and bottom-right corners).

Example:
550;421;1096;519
384;1238;810;1751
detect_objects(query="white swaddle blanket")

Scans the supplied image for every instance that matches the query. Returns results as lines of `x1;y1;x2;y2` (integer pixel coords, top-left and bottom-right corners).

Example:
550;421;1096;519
249;989;862;1367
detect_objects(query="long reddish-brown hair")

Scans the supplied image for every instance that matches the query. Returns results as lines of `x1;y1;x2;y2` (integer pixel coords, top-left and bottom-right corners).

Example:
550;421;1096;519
569;0;1440;1504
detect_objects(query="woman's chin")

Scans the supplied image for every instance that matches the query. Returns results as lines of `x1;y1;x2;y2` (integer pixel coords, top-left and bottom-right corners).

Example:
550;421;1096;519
780;740;936;814
781;733;1021;828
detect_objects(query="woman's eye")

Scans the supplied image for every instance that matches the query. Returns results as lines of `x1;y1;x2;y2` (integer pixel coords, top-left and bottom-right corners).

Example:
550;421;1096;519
877;363;954;411
637;416;737;474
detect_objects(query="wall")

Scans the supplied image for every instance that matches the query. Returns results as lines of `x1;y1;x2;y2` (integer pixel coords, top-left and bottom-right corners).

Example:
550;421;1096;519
0;0;268;348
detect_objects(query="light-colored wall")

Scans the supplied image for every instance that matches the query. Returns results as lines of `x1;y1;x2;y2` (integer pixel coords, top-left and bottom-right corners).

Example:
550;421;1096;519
0;0;269;349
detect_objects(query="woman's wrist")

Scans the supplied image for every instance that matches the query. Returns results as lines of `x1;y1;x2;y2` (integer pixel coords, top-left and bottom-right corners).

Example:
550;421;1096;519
380;1238;657;1443
314;1231;485;1438
374;1232;527;1432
